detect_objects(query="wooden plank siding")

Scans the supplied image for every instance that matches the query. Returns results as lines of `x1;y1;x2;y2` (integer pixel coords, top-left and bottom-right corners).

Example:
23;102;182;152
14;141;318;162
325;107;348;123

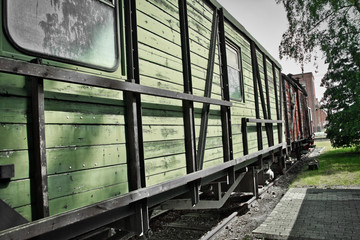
136;0;226;187
224;22;255;156
224;20;281;155
0;0;129;219
275;68;286;143
0;84;130;219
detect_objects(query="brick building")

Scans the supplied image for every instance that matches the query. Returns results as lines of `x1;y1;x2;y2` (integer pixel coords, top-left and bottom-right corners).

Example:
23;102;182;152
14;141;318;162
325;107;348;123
315;98;328;131
291;72;327;132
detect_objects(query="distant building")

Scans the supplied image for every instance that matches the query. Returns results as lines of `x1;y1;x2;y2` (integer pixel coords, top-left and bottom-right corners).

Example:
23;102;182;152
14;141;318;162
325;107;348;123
315;98;328;131
291;72;327;132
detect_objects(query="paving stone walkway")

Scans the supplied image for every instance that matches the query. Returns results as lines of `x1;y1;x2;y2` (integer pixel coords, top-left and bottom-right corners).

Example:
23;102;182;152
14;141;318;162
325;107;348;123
253;188;360;240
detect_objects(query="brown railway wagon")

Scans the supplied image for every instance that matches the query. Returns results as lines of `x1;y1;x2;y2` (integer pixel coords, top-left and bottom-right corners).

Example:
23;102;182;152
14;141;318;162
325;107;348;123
282;73;314;157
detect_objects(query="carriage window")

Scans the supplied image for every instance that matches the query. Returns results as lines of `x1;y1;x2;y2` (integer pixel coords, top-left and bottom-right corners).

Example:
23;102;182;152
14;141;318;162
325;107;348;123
5;0;118;71
226;42;243;101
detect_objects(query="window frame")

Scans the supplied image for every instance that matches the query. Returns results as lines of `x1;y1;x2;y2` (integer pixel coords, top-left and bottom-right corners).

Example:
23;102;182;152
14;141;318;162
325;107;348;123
3;0;120;72
225;40;245;102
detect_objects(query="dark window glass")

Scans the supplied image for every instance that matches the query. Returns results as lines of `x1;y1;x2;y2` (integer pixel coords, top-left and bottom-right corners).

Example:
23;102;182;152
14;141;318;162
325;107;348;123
226;43;243;101
5;0;118;71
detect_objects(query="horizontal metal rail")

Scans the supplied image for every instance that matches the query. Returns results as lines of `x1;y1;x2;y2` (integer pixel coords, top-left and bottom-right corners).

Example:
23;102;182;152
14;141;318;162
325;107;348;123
0;143;285;240
246;118;284;124
0;57;231;107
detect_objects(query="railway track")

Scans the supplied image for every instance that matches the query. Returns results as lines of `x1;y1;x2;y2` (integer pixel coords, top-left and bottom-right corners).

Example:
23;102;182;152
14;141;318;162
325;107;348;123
74;150;312;240
146;150;313;240
147;194;252;240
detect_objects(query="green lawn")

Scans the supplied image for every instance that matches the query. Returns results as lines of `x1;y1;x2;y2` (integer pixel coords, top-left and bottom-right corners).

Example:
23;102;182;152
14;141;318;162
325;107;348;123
313;140;333;152
291;141;360;187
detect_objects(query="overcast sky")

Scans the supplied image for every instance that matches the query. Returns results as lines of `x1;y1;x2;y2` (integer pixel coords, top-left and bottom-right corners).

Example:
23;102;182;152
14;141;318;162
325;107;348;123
217;0;327;100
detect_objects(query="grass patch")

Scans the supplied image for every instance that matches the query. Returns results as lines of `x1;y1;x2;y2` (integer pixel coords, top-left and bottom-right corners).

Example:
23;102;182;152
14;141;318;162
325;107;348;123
291;142;360;187
313;140;333;152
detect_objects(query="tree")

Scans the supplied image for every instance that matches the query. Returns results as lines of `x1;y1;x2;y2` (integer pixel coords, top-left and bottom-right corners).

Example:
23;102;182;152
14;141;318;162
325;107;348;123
276;0;360;148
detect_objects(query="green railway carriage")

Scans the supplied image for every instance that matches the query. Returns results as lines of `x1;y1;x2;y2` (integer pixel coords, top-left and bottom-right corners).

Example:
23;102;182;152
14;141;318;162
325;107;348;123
0;0;289;238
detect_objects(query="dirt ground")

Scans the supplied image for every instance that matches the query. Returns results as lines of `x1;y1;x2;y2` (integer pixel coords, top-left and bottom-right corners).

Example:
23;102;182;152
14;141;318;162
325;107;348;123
214;150;318;240
143;147;322;240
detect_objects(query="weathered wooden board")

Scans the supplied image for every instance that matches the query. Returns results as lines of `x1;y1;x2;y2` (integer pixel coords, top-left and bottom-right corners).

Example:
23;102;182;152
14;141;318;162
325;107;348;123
203;157;222;169
47;164;128;199
146;167;186;186
142;125;224;142
138;58;222;97
145;153;186;176
45;100;125;125
0;124;29;150
0;179;31;207
138;44;221;87
45;125;126;148
44;79;125;100
0;96;29;123
13;205;32;221
47;144;127;175
49;182;128;216
142;109;222;126
0;150;29;180
0;73;28;97
144;139;185;159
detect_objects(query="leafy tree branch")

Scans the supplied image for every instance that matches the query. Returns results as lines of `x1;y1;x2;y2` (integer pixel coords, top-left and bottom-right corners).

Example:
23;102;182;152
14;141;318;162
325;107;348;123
277;0;360;148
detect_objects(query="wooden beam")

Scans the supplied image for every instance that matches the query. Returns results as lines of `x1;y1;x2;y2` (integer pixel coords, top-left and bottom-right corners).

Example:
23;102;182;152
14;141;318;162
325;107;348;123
197;10;218;171
263;55;274;147
272;64;282;144
219;8;235;184
253;47;268;121
30;61;49;219
242;118;249;156
282;74;291;148
250;41;263;152
178;0;199;206
124;0;148;234
296;89;303;139
263;57;272;122
0;57;231;107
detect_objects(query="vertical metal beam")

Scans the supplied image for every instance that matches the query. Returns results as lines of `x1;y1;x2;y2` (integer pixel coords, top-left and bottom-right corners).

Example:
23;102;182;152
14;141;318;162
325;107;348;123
282;74;291;148
30;61;49;219
272;64;282;144
292;88;298;141
278;68;283;130
252;47;268;122
262;55;274;147
250;42;263;152
241;118;249;156
296;89;303;139
197;10;218;171
124;0;148;234
252;166;259;199
263;56;272;122
178;0;199;206
218;8;235;184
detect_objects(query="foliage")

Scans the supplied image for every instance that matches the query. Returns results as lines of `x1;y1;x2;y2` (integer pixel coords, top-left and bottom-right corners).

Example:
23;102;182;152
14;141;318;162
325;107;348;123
276;0;360;148
291;143;360;187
